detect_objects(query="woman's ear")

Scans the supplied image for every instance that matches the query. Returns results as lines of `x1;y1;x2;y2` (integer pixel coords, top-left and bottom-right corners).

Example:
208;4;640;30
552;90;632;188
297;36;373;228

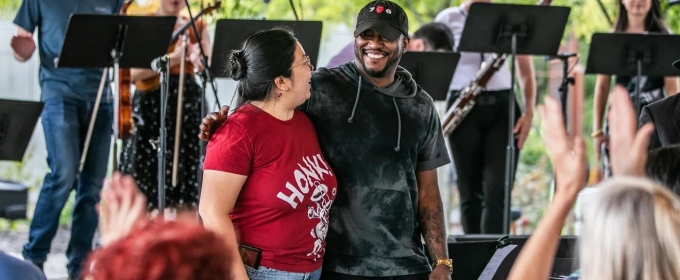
273;76;290;92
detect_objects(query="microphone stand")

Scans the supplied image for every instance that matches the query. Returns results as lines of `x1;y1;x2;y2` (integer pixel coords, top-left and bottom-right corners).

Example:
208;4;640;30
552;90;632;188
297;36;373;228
152;55;170;214
182;0;220;199
554;53;576;135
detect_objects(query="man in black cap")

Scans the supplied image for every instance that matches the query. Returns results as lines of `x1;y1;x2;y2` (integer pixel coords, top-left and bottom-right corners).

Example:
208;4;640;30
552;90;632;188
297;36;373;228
198;1;452;279
638;59;680;150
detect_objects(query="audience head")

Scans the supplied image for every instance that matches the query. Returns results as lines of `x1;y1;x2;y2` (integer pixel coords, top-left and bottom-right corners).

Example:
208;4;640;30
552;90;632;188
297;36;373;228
408;22;454;52
579;176;680;280
353;0;410;78
82;219;232;280
614;0;668;33
645;144;680;195
226;27;313;109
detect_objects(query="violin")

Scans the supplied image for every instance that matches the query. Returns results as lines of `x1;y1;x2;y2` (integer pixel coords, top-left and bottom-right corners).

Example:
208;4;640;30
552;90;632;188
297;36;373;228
118;0;161;139
118;0;134;140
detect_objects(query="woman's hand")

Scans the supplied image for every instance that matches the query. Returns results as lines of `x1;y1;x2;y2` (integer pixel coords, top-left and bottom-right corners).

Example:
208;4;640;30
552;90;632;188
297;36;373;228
98;172;148;246
608;85;654;177
539;96;587;198
188;43;205;72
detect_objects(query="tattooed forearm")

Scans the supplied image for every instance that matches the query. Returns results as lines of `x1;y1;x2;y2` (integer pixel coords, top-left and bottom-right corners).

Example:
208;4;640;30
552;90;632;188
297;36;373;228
418;202;448;261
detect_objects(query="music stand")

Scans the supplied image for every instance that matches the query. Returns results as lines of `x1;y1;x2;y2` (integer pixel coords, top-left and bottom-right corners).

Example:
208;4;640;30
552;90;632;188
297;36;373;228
448;236;515;279
399;51;460;101
457;2;571;234
0;99;43;221
57;14;176;175
210;19;323;78
585;33;680;119
0;99;43;162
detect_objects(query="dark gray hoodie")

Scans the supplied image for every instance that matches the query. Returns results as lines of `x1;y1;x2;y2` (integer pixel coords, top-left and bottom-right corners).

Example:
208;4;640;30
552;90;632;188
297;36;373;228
299;61;450;276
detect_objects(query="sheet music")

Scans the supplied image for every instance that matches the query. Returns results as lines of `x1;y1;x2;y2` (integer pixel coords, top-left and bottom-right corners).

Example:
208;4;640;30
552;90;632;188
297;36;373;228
477;244;518;280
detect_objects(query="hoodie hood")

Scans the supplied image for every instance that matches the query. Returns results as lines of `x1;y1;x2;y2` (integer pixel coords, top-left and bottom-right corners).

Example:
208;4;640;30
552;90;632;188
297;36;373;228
340;61;418;98
339;61;420;152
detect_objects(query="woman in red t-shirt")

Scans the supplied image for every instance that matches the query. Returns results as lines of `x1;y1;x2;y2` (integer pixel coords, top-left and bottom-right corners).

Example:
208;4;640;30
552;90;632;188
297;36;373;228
199;28;337;280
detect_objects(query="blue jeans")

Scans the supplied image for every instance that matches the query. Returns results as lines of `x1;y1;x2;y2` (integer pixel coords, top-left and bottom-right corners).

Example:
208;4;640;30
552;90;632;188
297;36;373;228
246;265;322;280
22;89;112;278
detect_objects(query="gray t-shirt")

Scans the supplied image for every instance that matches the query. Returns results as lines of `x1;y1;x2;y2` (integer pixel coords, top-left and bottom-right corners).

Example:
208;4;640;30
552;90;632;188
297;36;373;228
300;62;451;276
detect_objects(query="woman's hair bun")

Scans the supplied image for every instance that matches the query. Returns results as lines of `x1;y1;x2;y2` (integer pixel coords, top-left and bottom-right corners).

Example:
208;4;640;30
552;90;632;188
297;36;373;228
227;50;247;81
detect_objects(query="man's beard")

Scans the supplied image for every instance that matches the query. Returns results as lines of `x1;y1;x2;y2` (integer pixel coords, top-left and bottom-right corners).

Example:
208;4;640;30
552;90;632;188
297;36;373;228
354;46;402;78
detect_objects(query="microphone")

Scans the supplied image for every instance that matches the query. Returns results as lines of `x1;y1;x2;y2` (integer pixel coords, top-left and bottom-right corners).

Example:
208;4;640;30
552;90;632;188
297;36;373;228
151;55;169;72
548;52;578;60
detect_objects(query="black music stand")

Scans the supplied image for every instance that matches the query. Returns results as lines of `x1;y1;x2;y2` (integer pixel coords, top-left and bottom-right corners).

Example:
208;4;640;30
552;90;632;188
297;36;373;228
58;14;175;210
0;99;43;162
449;236;515;279
457;2;571;234
210;19;323;78
585;33;680;119
57;14;175;173
0;99;43;221
399;52;460;101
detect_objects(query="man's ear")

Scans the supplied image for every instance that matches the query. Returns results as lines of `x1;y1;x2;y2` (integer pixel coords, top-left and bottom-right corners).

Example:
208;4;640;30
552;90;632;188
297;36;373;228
402;36;411;52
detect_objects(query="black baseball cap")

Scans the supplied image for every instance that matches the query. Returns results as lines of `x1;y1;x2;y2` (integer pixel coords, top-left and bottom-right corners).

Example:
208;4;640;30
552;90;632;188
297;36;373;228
354;0;409;42
674;59;680;71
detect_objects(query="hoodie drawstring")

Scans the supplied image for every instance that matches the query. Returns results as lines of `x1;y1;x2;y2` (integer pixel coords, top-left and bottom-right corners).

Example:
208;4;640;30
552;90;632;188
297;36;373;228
347;75;402;152
392;97;401;152
347;75;361;123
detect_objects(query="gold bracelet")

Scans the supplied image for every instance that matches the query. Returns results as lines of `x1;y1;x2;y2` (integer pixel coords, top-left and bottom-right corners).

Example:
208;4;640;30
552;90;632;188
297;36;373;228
433;259;453;273
591;129;603;138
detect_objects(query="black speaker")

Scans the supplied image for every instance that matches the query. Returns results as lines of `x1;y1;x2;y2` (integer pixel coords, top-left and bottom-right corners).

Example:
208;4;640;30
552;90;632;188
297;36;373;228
447;235;578;279
0;180;28;220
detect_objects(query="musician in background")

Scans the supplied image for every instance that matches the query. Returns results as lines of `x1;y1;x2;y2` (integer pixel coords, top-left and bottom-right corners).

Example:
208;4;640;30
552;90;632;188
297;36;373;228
11;0;124;278
119;0;212;214
639;60;680;151
592;0;678;179
408;22;454;52
435;0;536;234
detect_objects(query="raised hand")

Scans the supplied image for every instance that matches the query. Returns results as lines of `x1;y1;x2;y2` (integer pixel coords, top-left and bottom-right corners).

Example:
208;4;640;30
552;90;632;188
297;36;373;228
98;172;148;246
607;85;654;177
198;105;230;141
538;95;587;196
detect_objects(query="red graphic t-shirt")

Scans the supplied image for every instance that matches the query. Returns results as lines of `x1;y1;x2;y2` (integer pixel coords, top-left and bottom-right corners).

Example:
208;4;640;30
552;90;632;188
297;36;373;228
203;104;337;273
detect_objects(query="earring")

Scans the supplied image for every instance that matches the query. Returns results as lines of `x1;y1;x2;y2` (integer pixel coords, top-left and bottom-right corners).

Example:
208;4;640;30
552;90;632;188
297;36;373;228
277;92;282;97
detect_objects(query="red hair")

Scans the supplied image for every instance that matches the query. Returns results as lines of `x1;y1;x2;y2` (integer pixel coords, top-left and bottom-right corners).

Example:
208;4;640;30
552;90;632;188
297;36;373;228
82;218;231;280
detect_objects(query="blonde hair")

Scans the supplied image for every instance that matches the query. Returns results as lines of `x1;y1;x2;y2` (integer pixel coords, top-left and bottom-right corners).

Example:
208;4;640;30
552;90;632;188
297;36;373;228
579;176;680;280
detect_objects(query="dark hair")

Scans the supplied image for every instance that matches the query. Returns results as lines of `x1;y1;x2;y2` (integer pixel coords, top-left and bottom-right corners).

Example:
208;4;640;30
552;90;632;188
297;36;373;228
412;22;454;51
645;144;680;195
613;0;669;33
226;27;298;108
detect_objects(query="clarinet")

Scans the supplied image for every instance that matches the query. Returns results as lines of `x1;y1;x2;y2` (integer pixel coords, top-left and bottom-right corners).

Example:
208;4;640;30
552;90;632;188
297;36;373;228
441;0;552;136
441;53;508;135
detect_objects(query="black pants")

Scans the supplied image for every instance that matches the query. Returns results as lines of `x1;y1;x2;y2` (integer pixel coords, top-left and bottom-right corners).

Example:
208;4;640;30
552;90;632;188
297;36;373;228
446;89;521;234
321;271;429;280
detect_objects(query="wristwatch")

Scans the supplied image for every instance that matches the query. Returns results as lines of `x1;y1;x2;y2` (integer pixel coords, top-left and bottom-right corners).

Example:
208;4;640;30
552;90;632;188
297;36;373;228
433;258;453;273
